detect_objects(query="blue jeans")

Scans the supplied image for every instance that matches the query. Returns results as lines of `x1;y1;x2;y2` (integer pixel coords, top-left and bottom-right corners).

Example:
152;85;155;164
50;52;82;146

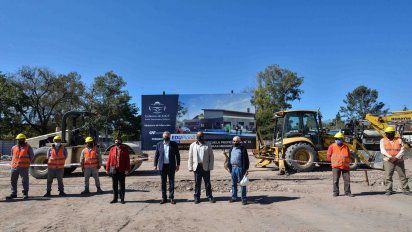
231;166;247;201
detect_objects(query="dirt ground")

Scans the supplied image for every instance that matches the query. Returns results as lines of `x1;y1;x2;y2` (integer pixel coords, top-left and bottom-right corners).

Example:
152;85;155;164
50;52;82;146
1;150;411;232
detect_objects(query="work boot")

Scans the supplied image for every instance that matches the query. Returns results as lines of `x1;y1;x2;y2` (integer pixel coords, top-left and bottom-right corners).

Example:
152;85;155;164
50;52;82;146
110;199;118;204
43;191;51;197
96;187;103;194
333;193;339;197
403;191;411;196
229;198;237;203
208;197;216;203
58;191;67;197
242;200;247;205
81;189;90;195
160;199;167;204
6;194;17;200
121;199;125;204
385;191;392;196
170;199;176;204
22;193;29;200
345;193;354;197
194;199;200;204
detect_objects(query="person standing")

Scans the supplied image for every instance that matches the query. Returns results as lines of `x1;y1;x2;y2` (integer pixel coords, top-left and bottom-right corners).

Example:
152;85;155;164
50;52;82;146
227;136;249;205
106;138;130;204
327;132;353;197
154;131;180;204
188;131;215;204
6;133;34;200
80;137;103;195
380;126;410;195
44;135;67;197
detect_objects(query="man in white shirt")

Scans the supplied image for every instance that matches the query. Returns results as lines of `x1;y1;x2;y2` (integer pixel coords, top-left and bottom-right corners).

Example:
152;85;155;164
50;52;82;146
380;126;410;195
188;131;215;204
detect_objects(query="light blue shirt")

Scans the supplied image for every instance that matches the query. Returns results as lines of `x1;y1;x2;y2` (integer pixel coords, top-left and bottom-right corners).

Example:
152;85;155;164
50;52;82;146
230;147;242;166
163;142;170;164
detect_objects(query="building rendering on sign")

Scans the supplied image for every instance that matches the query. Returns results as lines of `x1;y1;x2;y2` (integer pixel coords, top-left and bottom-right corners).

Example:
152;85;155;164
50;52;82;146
183;108;256;133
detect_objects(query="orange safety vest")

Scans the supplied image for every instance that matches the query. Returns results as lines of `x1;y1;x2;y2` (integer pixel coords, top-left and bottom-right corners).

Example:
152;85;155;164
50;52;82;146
83;147;99;168
48;146;66;169
329;143;351;170
384;138;401;157
11;144;31;168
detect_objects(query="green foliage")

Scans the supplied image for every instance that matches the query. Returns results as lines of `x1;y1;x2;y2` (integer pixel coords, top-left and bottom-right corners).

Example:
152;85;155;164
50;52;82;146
5;66;85;135
251;64;304;139
339;85;388;121
87;71;140;140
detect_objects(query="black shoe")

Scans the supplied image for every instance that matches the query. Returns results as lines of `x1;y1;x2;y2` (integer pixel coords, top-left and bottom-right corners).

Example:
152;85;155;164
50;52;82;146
345;193;354;197
110;199;118;204
385;191;392;196
81;190;90;195
59;191;66;197
6;194;17;200
43;192;51;197
208;197;216;203
403;191;411;196
194;199;200;204
121;200;125;204
333;193;339;197
229;198;237;203
170;199;176;204
242;200;247;205
96;188;103;194
22;195;29;200
160;199;167;204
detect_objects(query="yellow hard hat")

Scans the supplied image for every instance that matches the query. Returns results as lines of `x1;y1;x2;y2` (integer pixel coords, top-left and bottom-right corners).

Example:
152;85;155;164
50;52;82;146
384;126;396;133
85;137;94;143
334;132;345;139
53;135;62;142
15;133;26;140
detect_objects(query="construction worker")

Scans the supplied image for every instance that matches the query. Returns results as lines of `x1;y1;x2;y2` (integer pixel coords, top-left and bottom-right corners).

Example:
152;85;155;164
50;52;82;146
6;133;34;200
327;132;353;197
381;126;410;195
80;137;103;194
44;135;67;197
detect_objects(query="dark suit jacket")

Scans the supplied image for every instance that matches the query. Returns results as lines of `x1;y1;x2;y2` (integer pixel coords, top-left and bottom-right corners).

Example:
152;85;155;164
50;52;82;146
227;145;250;173
154;141;181;171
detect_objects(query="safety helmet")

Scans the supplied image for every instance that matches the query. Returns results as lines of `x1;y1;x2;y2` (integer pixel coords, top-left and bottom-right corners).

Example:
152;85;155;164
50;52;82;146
53;135;62;142
334;132;345;139
85;137;94;143
384;126;396;133
15;133;26;140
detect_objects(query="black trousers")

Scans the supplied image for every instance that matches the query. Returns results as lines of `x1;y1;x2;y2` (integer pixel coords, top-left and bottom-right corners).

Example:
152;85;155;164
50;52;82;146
161;164;175;200
332;168;351;194
112;171;126;201
194;164;213;200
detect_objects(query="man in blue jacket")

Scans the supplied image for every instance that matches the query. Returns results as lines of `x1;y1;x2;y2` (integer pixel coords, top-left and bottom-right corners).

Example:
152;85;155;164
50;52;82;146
154;131;181;204
227;136;250;205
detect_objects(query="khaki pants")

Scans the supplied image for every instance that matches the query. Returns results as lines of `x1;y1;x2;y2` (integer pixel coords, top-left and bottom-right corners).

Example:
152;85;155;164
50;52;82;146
384;160;410;192
84;167;100;190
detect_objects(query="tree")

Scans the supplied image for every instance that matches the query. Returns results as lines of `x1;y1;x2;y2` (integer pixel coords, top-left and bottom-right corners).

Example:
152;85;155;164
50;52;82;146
333;112;345;129
87;71;140;140
177;101;188;119
339;85;388;121
403;105;409;111
7;66;86;135
251;64;304;139
0;72;22;139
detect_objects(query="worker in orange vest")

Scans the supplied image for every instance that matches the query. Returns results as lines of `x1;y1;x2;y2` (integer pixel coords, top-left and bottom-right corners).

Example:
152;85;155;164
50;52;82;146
327;132;353;197
6;133;34;200
44;135;67;197
380;126;410;195
80;137;103;195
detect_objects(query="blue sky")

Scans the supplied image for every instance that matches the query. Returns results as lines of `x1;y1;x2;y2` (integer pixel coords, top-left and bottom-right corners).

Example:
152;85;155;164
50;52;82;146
1;0;411;119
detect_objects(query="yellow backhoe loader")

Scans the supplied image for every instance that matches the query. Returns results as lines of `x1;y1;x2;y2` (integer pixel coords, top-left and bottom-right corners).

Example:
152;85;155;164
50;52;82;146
253;110;412;174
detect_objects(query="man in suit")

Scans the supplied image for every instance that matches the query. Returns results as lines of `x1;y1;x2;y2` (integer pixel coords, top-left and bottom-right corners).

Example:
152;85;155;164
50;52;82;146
154;131;181;204
188;131;215;204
